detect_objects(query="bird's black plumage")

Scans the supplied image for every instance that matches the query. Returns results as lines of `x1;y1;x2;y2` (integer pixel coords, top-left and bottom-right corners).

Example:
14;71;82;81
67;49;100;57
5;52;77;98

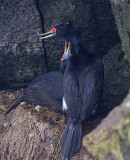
45;23;104;159
4;71;64;115
60;57;71;73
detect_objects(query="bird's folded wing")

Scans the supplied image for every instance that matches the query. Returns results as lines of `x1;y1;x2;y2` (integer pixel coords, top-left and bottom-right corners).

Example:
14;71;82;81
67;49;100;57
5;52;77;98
64;72;82;119
64;68;103;120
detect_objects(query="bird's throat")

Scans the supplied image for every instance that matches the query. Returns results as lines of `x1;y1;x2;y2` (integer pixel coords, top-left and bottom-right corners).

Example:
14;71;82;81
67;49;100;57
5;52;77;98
61;40;71;61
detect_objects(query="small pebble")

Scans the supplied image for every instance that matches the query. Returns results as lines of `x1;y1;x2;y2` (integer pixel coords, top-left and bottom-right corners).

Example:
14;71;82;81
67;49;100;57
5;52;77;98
35;105;42;112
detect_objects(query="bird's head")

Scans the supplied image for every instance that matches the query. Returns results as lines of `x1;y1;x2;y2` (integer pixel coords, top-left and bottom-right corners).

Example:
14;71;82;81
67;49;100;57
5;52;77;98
39;22;74;41
39;22;72;62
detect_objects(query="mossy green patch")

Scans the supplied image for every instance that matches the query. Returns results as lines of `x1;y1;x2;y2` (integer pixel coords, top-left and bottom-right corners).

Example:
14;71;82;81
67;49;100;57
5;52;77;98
124;55;128;61
83;129;123;160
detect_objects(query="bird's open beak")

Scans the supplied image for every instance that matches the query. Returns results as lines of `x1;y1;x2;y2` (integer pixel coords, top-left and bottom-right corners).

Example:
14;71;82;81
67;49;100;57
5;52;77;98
39;28;57;39
61;40;71;61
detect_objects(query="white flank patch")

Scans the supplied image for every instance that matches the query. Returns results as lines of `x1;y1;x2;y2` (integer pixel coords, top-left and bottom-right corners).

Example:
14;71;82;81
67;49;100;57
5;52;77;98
62;97;68;111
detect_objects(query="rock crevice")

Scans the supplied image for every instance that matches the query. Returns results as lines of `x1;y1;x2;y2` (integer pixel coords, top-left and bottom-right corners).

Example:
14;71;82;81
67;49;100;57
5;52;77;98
0;0;120;87
34;0;49;72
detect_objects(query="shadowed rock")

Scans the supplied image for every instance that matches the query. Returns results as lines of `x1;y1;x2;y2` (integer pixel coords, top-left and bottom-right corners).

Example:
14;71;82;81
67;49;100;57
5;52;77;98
109;0;130;63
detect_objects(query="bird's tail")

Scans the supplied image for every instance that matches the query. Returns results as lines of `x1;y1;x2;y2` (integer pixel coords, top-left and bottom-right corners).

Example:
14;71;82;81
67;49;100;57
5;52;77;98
60;119;82;159
4;96;23;115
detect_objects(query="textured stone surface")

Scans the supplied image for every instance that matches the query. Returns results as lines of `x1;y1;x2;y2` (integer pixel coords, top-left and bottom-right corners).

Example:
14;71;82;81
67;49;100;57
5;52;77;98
0;0;46;87
83;93;130;160
0;0;120;87
39;0;120;71
109;0;130;63
100;43;130;116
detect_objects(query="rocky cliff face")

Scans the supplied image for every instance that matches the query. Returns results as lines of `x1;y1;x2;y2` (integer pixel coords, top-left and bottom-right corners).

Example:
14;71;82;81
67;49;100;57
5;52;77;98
0;0;46;87
0;0;120;87
109;0;130;63
100;43;130;116
83;92;130;160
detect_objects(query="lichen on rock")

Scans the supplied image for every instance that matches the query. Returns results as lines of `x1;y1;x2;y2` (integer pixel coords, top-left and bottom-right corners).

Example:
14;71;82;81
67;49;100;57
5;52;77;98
83;92;130;160
109;0;130;63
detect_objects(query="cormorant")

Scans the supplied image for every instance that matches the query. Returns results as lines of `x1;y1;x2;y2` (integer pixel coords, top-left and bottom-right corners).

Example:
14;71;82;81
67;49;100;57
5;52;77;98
40;23;104;159
4;71;64;115
4;41;71;115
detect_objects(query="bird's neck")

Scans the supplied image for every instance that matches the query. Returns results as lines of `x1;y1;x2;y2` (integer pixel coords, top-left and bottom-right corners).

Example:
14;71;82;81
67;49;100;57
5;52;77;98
69;34;88;55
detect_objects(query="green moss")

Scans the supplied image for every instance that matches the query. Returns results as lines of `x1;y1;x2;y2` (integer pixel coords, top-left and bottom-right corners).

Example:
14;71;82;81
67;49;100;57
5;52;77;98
122;48;125;52
97;131;123;160
124;55;128;60
121;0;128;2
121;107;130;147
83;94;130;160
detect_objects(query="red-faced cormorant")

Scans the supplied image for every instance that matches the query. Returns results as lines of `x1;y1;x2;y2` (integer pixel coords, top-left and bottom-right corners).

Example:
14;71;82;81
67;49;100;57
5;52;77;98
4;71;64;115
40;23;104;159
4;41;71;115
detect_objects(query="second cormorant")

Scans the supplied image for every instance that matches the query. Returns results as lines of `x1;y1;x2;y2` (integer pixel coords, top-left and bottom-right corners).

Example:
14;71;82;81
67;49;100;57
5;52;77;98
4;41;71;115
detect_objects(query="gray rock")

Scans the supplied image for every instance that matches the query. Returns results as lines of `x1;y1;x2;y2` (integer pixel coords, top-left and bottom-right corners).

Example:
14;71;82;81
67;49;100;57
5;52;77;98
109;0;130;63
0;0;120;87
83;92;130;160
100;43;130;116
0;0;47;87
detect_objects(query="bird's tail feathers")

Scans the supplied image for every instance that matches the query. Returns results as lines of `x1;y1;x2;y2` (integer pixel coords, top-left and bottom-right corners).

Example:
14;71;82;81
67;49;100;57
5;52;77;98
4;96;23;115
60;119;82;159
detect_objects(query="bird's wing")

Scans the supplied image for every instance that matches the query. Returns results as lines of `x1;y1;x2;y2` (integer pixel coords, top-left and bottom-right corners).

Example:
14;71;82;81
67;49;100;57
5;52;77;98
29;71;63;86
80;67;103;120
63;71;83;119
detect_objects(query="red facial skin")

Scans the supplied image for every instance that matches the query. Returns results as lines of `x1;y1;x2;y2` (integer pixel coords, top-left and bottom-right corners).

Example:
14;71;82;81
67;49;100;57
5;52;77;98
50;28;57;36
